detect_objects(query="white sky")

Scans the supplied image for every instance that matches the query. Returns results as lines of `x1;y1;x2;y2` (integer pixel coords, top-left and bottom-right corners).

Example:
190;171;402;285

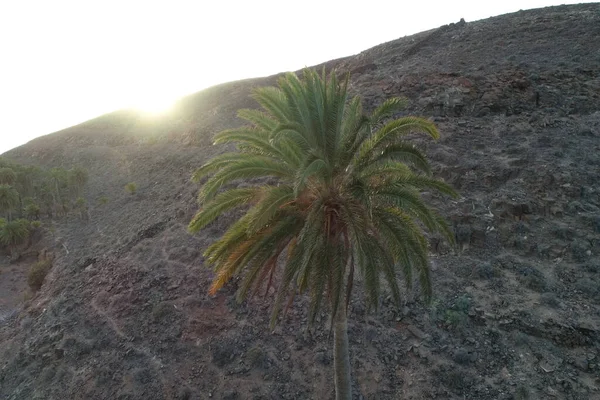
0;0;592;154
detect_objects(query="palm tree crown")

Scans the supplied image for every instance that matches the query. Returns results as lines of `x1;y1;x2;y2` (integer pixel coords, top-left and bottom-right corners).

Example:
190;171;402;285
0;168;16;185
188;69;456;399
0;184;20;219
0;218;30;252
190;69;455;316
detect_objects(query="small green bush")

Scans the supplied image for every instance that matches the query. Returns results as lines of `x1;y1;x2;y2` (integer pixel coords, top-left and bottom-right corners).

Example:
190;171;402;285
28;259;52;291
23;203;41;220
246;346;268;369
124;182;137;195
152;302;174;321
74;197;87;208
445;310;467;327
0;218;30;248
22;197;36;207
515;384;530;400
454;294;471;313
30;220;42;229
98;196;109;205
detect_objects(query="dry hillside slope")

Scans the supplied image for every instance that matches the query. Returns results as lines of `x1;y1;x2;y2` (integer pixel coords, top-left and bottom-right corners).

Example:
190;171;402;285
1;4;600;399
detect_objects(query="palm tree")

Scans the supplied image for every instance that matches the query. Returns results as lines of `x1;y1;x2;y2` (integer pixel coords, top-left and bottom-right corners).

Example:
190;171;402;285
74;197;88;219
23;202;41;220
0;167;16;185
39;182;55;218
12;165;42;213
0;218;30;258
49;167;68;213
188;69;456;399
0;184;20;220
68;167;88;197
18;165;43;199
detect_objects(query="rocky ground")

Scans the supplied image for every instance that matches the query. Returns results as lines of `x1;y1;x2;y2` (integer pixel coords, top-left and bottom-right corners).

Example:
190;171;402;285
1;3;600;399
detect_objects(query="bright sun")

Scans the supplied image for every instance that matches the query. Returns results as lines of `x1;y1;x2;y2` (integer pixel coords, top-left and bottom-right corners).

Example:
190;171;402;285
133;96;176;114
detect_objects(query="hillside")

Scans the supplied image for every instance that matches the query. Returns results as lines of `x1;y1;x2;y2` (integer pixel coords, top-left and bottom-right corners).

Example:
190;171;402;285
1;3;600;399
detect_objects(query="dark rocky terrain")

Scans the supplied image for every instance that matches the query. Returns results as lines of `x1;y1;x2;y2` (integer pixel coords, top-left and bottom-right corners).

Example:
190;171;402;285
1;3;600;399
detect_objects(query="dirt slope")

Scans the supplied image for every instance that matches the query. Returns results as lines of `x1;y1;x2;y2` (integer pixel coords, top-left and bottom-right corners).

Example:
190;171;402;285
1;4;600;399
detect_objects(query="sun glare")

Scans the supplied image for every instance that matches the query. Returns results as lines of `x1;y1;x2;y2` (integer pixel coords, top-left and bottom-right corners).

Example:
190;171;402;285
133;96;176;114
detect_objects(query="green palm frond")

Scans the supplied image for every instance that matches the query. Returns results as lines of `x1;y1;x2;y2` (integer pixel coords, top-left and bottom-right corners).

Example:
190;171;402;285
213;128;283;159
252;86;290;122
245;185;295;233
358;161;413;181
203;214;253;263
294;157;328;195
0;184;19;214
192;152;258;183
199;157;294;202
339;96;368;165
237;109;278;131
366;142;432;174
369;97;409;125
356;116;439;163
0;219;30;246
188;187;259;233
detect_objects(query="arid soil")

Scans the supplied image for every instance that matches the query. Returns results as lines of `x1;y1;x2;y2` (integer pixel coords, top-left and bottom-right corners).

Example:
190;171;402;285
1;4;600;399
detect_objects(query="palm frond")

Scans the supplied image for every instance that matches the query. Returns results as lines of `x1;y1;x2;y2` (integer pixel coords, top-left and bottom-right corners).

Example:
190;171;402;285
356;117;439;164
199;157;294;202
294;157;328;195
339;96;367;164
366;142;432;174
245;185;295;233
374;206;431;299
213;128;284;159
369;97;409;124
188;187;259;233
237;108;278;131
252;86;291;122
191;152;257;183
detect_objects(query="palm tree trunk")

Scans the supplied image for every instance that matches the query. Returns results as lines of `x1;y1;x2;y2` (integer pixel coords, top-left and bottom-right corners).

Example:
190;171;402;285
333;303;352;400
54;180;61;211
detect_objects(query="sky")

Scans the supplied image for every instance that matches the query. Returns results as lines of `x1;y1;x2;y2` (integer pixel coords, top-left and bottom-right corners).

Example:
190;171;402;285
0;0;593;154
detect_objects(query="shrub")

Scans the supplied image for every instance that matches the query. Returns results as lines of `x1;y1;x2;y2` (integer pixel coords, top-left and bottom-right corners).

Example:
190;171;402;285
454;294;471;313
124;182;137;195
515;384;530;400
152;302;174;322
445;310;467;327
539;292;559;307
513;331;531;347
477;262;502;279
0;219;30;254
28;259;52;291
30;220;42;229
433;294;472;329
22;197;36;207
74;197;87;208
439;367;473;393
519;270;547;292
23;203;41;220
98;196;109;205
246;346;268;369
